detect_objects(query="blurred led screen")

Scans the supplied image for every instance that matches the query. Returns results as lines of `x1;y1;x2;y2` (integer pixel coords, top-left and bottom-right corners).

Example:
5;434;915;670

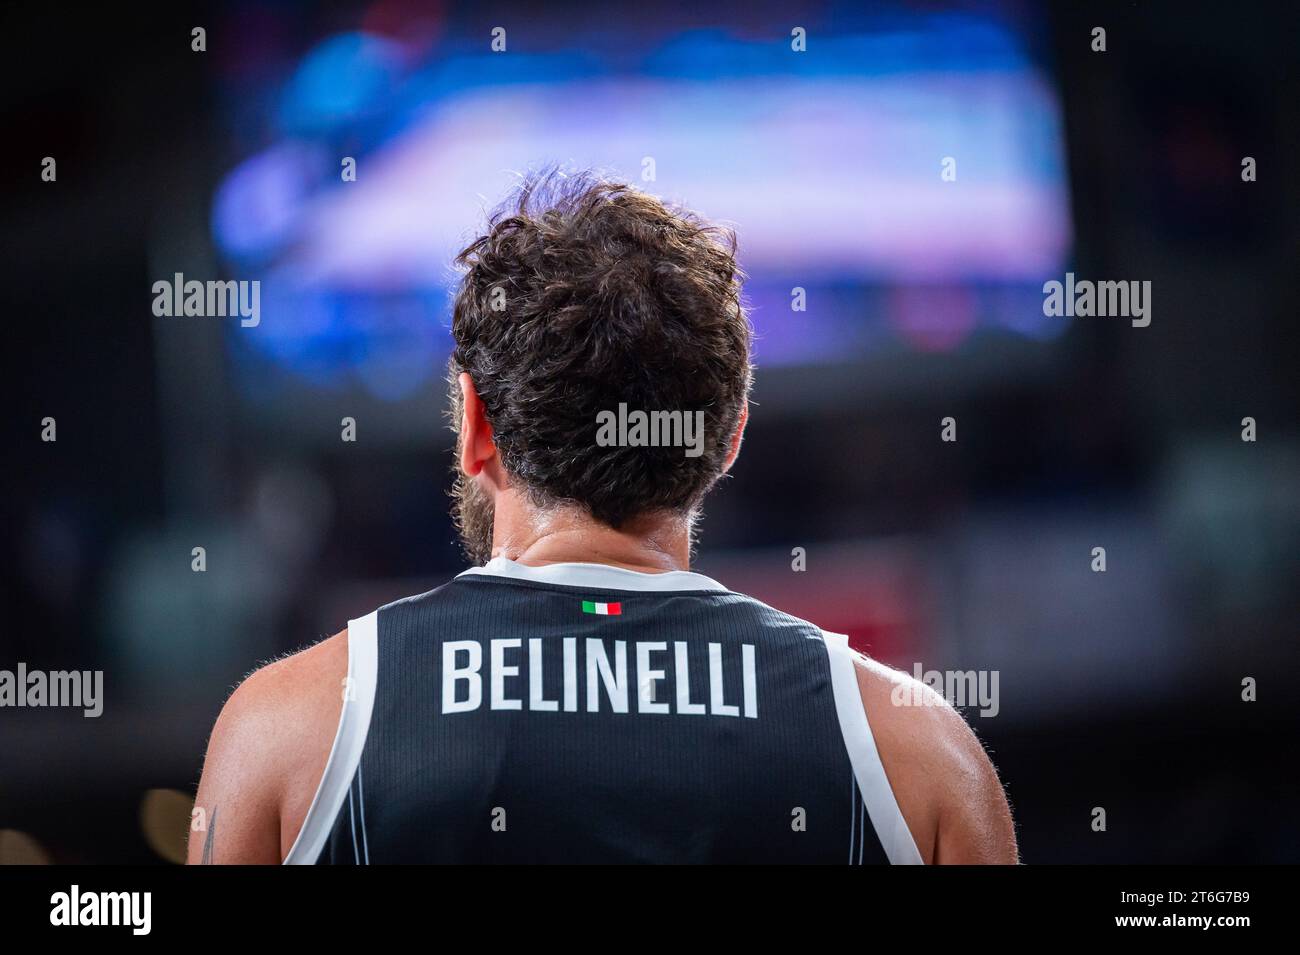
211;5;1072;402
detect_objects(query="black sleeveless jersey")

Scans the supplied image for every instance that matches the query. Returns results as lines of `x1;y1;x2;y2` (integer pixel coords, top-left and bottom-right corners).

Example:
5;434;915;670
284;558;921;864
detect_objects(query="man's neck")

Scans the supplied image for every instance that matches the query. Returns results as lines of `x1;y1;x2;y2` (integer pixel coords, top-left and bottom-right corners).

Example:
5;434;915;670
492;503;693;574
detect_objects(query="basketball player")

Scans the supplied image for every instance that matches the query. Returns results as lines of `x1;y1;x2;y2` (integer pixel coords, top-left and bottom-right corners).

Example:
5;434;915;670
188;172;1017;864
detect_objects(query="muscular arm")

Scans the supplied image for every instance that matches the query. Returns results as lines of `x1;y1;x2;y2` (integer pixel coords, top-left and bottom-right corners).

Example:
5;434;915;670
853;653;1018;864
187;631;348;864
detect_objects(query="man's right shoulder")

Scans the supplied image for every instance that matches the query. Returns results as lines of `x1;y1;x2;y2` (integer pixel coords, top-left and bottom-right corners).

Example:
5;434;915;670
849;649;1019;865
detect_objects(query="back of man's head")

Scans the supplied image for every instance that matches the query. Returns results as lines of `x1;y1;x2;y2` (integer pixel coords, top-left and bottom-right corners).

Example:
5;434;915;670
450;170;753;533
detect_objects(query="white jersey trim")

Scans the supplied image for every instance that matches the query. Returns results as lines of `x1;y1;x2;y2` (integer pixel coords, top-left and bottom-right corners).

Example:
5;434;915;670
282;610;379;865
458;556;728;592
821;630;925;865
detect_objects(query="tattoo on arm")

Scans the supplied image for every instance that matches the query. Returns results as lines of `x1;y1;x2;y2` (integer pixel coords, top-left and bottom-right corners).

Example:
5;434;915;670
201;806;218;864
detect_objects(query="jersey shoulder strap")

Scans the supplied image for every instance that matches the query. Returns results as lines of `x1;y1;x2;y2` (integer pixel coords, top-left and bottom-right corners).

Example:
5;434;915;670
282;609;379;864
820;629;924;865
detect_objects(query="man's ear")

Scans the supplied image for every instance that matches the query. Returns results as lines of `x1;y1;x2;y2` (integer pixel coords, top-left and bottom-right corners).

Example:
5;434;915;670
721;401;748;474
458;372;498;477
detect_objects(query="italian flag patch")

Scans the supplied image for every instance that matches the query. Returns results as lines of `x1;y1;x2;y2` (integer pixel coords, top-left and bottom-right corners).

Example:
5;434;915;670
582;600;621;616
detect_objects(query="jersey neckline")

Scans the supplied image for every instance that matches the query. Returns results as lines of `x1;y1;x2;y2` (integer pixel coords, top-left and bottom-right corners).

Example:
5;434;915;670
457;556;728;593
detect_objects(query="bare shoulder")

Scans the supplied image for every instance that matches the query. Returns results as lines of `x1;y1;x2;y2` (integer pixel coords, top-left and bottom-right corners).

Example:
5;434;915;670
188;630;349;863
851;651;1018;864
210;630;348;764
232;630;350;712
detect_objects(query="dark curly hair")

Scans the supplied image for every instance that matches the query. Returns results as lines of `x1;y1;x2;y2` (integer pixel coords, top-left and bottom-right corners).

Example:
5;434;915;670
449;169;753;529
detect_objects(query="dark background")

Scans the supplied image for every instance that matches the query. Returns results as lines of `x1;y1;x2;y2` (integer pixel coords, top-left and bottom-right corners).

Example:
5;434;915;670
3;1;1297;863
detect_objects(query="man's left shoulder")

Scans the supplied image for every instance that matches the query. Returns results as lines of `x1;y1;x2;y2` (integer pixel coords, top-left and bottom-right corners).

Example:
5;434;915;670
189;631;348;862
